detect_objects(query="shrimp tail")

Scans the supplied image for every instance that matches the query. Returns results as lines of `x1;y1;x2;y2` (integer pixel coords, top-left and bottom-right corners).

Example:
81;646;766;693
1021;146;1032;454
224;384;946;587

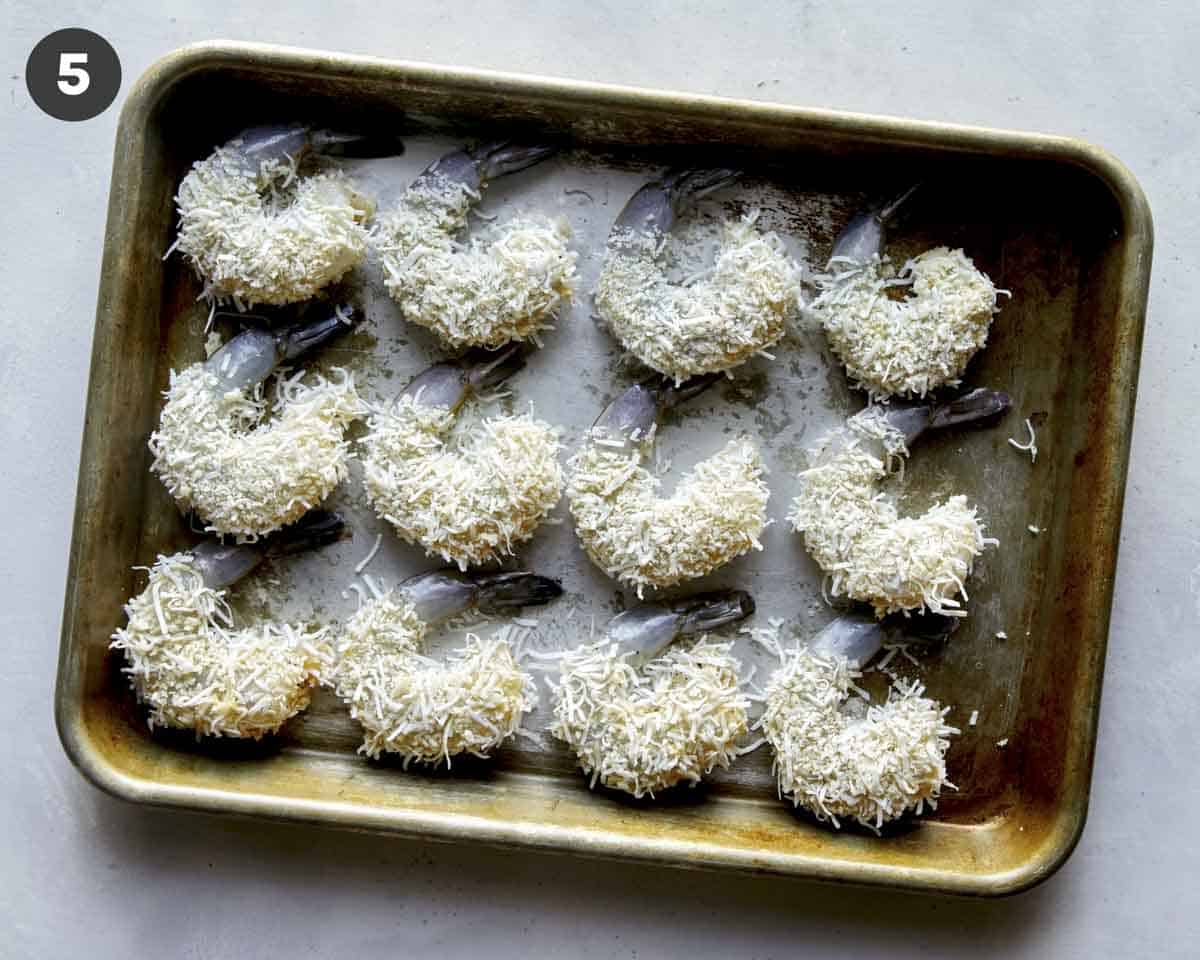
926;387;1012;432
420;141;560;193
401;344;527;411
657;372;722;410
829;184;920;265
308;129;405;159
881;609;961;643
468;141;560;181
808;614;885;665
276;304;361;363
470;571;564;614
463;343;528;392
613;168;740;235
883;386;1011;446
674;590;756;637
265;509;348;557
187;511;345;589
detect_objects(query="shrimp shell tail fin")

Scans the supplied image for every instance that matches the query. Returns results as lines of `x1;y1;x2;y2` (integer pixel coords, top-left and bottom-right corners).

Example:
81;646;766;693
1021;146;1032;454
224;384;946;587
266;510;348;557
471;571;564;615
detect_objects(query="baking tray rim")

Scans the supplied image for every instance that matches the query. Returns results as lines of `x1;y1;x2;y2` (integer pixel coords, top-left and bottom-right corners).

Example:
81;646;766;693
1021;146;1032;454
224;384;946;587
55;39;1155;898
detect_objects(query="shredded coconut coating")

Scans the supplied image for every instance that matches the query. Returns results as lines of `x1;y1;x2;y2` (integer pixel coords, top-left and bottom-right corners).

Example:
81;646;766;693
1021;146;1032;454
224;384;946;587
761;645;956;830
331;591;535;764
361;395;563;569
567;435;770;595
788;409;992;617
811;247;999;399
596;214;801;382
173;142;373;305
110;553;331;738
549;638;749;797
150;364;363;538
374;175;577;348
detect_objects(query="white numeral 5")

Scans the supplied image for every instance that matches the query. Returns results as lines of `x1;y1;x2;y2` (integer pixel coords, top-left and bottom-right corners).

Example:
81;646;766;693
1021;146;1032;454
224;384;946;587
57;52;90;96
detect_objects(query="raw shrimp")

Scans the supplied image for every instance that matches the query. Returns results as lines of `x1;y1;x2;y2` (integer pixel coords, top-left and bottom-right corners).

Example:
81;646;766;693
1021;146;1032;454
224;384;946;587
549;590;754;797
374;142;577;349
331;569;561;764
788;388;1010;617
172;125;396;305
150;306;364;538
360;345;563;569
811;189;1003;398
759;613;959;830
596;169;802;383
566;376;770;595
110;511;345;739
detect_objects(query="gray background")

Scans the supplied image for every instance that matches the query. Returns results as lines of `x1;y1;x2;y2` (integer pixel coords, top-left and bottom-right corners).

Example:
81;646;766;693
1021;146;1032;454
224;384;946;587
2;2;1197;956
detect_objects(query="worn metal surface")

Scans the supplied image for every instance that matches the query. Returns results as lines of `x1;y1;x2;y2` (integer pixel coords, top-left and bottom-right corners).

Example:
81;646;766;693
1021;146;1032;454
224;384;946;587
55;40;1152;896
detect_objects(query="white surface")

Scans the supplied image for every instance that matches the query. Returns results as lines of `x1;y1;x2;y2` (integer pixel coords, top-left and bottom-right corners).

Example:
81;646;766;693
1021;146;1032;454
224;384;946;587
2;2;1198;956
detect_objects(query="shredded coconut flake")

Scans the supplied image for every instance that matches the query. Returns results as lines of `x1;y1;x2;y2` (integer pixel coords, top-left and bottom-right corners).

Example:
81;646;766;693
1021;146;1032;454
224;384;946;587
150;364;363;538
567;430;769;595
788;406;994;616
110;553;331;738
1008;418;1038;463
361;395;563;569
173;137;373;305
596;212;801;382
810;248;1000;399
757;627;957;831
549;638;749;797
331;591;535;764
373;173;577;348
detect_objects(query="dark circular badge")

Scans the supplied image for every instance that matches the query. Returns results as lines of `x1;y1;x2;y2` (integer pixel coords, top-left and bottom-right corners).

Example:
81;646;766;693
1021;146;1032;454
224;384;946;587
26;28;121;122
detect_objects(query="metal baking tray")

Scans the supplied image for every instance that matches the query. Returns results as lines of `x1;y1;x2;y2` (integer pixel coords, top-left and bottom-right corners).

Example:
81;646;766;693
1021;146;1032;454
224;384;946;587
56;40;1152;896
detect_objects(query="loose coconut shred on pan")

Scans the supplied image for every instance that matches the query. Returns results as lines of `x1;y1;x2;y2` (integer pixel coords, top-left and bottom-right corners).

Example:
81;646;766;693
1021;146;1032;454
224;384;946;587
811;247;1001;399
549;638;750;797
110;553;332;739
361;397;563;570
150;365;363;539
596;212;802;382
788;406;995;617
374;174;577;348
331;591;536;765
172;141;373;306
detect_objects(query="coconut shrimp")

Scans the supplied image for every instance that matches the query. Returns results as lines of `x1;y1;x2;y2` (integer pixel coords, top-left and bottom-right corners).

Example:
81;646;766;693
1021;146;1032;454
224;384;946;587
567;376;770;595
810;189;1003;398
110;511;345;739
549;590;754;797
374;142;577;349
360;346;563;569
150;306;364;539
595;169;802;383
331;568;561;764
172;125;397;306
788;388;1010;617
759;613;959;830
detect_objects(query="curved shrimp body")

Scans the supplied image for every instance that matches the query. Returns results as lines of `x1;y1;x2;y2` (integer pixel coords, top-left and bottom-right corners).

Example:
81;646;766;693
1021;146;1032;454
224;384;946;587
760;614;957;830
331;569;561;764
550;591;754;797
173;125;386;306
812;191;1000;398
150;309;364;538
374;142;577;349
567;377;770;595
787;389;1010;616
596;169;801;383
360;347;563;569
110;512;345;739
